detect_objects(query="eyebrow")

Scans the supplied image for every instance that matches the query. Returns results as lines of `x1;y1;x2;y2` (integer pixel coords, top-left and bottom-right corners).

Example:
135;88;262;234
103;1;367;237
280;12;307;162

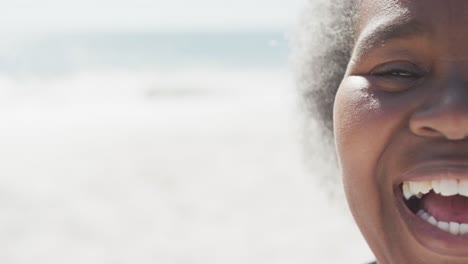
353;19;430;58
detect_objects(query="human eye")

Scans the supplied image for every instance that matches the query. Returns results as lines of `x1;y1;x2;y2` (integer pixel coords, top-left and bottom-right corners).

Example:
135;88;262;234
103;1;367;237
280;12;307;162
369;61;425;92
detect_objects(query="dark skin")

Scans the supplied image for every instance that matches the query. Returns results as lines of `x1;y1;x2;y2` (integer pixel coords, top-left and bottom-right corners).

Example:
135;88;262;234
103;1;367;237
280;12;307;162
334;0;468;263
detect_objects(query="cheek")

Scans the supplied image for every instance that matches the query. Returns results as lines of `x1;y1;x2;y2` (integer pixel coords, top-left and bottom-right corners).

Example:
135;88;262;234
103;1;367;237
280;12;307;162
333;76;411;226
334;77;384;218
334;76;418;182
334;76;389;179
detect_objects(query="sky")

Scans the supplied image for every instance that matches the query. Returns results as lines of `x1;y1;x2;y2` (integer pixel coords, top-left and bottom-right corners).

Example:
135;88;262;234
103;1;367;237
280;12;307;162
0;0;306;32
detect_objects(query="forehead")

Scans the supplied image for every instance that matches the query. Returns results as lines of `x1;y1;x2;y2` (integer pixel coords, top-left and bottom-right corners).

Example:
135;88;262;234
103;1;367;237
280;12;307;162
358;0;468;25
354;0;468;60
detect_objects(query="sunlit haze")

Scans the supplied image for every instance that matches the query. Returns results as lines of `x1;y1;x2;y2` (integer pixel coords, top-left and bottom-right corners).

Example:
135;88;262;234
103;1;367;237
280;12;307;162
0;1;374;263
0;0;305;32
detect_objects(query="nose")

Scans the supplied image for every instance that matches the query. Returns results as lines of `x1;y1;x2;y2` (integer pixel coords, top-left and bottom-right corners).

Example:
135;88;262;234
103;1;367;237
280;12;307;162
410;77;468;140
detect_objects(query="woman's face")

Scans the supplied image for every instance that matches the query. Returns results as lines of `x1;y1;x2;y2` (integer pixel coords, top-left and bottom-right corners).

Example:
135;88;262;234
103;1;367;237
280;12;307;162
334;0;468;263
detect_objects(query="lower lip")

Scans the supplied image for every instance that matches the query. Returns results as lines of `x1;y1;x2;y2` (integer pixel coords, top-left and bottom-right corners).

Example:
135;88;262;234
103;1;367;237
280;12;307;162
395;186;468;256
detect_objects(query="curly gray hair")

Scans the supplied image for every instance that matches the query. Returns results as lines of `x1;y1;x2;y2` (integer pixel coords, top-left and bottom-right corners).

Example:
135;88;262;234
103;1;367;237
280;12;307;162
292;0;357;143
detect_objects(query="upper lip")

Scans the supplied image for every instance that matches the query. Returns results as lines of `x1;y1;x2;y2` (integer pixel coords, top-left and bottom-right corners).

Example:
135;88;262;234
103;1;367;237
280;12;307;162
393;139;468;184
400;160;468;182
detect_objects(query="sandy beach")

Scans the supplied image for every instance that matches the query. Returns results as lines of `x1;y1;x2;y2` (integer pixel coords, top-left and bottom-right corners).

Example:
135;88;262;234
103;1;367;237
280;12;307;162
0;68;373;263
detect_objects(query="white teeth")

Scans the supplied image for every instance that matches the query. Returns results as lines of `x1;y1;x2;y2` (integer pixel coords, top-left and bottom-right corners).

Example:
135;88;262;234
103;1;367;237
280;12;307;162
432;180;441;194
427;216;437;225
403;182;412;200
459;180;468;197
417;210;468;236
402;179;468;199
437;221;450;232
421;212;430;221
461;224;468;235
450;222;461;235
440;179;459;196
410;181;432;196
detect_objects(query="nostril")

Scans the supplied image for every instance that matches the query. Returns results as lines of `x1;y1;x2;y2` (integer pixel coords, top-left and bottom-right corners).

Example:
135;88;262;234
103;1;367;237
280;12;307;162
417;126;440;137
416;126;468;140
422;127;437;133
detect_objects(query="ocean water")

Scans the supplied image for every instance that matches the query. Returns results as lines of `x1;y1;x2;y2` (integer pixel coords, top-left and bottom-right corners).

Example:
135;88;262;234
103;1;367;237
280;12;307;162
0;32;288;75
0;31;373;263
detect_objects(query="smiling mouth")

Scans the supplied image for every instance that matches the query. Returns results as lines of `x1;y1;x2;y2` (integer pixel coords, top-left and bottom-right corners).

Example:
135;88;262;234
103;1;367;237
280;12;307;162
402;179;468;235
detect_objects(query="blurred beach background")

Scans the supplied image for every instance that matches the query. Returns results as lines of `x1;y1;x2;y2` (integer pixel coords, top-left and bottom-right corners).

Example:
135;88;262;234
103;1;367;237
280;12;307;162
0;1;373;263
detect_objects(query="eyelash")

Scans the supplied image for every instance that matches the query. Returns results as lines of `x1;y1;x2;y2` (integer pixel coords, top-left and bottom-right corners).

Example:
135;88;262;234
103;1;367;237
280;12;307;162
371;68;422;79
368;62;427;92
